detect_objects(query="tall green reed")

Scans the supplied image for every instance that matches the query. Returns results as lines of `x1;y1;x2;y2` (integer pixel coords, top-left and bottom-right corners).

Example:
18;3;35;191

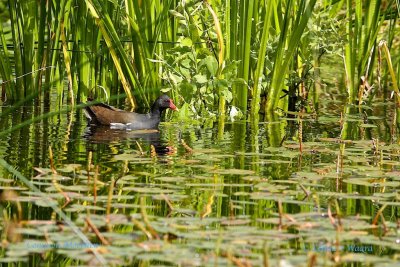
0;0;399;120
0;0;179;109
224;0;316;114
264;0;317;112
343;0;383;104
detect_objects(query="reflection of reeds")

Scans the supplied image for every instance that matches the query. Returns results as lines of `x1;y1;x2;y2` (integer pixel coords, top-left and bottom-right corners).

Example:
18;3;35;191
49;146;72;208
106;176;114;231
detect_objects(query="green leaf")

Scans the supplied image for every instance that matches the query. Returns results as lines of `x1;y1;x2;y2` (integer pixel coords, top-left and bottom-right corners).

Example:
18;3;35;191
180;80;196;102
179;66;191;79
175;102;194;120
169;10;185;20
201;56;218;76
181;37;193;47
220;86;232;103
181;58;191;69
194;74;208;84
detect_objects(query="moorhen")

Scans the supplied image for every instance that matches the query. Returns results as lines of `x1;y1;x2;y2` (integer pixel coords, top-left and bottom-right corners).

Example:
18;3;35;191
84;94;178;130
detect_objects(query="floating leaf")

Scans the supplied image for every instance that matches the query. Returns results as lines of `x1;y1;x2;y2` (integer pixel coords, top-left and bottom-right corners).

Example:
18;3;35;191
211;169;255;175
360;123;377;128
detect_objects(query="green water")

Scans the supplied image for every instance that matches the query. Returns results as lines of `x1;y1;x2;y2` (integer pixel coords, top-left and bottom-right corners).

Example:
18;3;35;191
0;98;399;266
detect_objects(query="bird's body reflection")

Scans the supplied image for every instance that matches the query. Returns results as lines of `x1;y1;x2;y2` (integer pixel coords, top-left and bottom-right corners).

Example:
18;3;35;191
84;125;175;156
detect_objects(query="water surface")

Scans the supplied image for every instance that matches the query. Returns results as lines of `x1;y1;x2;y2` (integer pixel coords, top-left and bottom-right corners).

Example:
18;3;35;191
0;100;399;266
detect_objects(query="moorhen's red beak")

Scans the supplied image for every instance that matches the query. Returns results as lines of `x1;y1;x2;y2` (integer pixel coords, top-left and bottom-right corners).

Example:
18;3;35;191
169;100;178;111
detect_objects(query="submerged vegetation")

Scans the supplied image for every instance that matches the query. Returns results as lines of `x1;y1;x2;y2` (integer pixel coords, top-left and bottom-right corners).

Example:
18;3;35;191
0;0;399;266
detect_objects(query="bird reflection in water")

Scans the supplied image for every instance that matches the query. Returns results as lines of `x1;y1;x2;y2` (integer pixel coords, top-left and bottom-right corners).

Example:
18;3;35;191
84;125;176;156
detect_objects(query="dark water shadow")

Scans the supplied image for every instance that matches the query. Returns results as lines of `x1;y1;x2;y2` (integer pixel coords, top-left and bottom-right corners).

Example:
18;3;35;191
84;125;173;156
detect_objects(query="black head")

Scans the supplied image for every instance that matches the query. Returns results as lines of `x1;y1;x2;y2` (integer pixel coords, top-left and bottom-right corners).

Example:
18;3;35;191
151;94;178;113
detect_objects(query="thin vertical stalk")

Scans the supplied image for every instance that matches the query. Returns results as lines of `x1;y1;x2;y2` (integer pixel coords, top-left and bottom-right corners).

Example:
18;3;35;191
251;0;274;117
8;0;23;97
0;21;15;99
34;0;47;93
265;0;317;112
86;0;145;107
235;0;254;112
225;0;230;61
204;1;225;115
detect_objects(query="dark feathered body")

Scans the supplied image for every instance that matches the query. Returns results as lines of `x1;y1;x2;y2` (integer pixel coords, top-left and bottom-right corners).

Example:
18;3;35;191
84;95;177;130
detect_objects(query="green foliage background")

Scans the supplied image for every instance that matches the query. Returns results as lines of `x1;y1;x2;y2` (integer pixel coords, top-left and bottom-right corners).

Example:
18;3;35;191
0;0;398;120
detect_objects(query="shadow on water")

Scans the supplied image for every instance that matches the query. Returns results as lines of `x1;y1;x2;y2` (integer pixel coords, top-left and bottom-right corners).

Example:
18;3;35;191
84;125;175;156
